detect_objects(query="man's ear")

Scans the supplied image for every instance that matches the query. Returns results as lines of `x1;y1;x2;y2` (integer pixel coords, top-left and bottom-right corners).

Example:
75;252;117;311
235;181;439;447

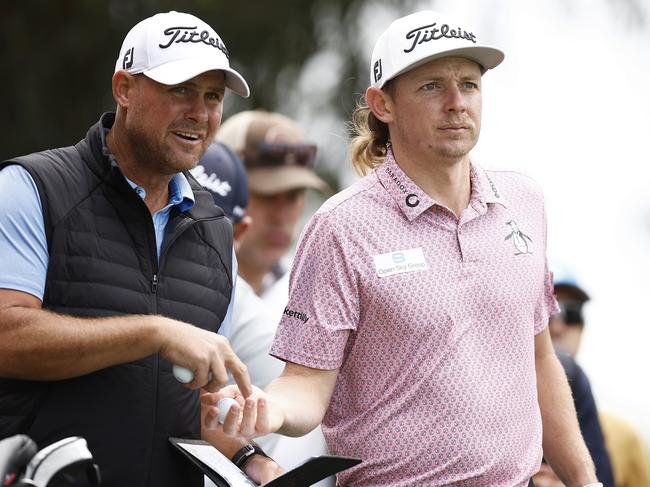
233;215;252;253
112;70;137;109
365;86;395;124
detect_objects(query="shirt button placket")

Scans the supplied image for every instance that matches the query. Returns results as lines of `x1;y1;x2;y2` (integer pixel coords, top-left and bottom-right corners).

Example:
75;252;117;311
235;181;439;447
457;226;467;262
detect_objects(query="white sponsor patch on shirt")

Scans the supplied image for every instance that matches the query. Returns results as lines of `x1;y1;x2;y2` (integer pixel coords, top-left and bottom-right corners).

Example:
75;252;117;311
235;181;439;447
373;247;428;278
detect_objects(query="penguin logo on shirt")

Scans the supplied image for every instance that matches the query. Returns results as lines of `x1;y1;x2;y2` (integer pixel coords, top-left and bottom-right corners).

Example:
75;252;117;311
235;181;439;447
505;220;532;255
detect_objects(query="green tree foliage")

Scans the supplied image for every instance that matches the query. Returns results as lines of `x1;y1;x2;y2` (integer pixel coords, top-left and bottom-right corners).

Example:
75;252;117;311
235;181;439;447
0;0;403;161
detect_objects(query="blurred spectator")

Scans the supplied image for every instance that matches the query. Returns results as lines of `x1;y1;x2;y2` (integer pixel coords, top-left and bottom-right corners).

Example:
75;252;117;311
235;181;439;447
190;141;252;252
216;110;330;302
549;270;590;358
599;413;650;487
205;119;333;485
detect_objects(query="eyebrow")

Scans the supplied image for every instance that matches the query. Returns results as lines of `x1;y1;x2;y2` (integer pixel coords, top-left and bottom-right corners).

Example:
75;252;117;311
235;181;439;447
413;72;481;82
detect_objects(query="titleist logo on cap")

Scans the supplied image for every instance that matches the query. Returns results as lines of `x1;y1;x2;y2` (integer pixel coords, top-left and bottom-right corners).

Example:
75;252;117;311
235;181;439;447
159;25;229;58
404;22;477;53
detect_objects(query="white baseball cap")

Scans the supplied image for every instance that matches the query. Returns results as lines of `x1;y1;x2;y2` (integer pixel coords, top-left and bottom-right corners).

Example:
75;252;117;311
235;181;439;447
370;10;505;88
114;11;249;97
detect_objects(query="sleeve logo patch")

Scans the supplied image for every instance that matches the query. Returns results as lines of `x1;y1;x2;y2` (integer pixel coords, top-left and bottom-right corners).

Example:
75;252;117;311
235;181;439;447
283;307;310;323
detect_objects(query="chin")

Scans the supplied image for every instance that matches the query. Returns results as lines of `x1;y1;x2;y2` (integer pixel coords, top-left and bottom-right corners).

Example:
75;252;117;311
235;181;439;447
171;153;201;173
264;246;289;264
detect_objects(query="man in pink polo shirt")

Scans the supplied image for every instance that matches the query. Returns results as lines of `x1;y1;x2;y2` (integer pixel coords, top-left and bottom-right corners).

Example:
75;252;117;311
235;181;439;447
205;10;602;487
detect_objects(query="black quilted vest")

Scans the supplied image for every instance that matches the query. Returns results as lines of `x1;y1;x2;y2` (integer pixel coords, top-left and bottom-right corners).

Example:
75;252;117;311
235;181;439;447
0;113;233;487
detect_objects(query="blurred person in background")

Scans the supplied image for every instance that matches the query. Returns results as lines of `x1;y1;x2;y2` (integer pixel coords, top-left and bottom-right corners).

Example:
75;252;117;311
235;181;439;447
0;10;282;487
535;266;650;487
216;110;330;303
214;112;333;484
206;10;602;487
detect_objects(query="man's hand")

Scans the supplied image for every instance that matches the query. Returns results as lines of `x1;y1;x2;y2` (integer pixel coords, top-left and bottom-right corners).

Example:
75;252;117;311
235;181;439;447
202;385;285;439
243;454;284;485
157;318;252;396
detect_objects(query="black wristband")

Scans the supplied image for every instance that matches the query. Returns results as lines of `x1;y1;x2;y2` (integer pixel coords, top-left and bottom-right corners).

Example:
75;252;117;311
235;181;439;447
231;442;268;469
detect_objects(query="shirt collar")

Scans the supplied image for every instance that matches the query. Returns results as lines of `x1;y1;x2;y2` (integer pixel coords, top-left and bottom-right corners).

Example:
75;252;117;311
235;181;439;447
375;149;435;222
375;149;507;221
168;173;195;212
100;124;195;212
470;162;508;210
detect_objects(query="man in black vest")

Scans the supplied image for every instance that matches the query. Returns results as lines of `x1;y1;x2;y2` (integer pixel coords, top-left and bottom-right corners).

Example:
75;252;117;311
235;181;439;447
0;11;282;487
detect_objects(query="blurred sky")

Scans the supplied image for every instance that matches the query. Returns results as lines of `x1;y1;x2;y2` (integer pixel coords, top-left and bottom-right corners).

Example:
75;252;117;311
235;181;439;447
296;0;650;449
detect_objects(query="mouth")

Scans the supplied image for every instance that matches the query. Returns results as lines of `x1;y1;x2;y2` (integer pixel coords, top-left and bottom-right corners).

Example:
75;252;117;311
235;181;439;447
439;124;468;131
172;131;203;142
267;230;291;246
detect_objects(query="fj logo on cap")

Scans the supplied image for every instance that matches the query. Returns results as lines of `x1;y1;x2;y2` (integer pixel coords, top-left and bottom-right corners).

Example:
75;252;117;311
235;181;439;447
159;25;229;58
373;59;383;83
404;22;477;53
122;47;134;69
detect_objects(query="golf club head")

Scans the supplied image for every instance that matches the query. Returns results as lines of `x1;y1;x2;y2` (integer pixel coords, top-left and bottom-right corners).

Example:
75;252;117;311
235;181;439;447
0;434;38;486
23;437;100;487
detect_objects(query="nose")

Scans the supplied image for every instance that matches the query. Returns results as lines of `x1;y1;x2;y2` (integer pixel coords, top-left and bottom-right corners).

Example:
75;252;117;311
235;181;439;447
185;94;210;124
443;85;467;113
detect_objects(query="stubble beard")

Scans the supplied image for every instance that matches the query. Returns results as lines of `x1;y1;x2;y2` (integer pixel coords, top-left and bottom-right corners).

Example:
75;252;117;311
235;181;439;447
433;126;480;161
125;119;206;176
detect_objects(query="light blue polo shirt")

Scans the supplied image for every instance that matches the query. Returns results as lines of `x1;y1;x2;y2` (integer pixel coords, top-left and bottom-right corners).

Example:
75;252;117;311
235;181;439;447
0;164;235;337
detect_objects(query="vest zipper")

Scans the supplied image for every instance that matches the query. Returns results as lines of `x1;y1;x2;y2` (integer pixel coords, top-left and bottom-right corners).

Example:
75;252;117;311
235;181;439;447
145;213;159;487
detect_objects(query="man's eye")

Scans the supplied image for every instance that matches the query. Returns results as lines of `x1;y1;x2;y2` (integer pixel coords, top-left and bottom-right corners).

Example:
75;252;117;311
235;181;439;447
206;91;223;102
422;82;440;91
172;86;188;94
463;81;479;90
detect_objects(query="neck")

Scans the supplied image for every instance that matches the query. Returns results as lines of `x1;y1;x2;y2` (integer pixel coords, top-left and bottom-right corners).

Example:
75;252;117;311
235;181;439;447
391;145;471;218
106;122;171;214
237;262;269;296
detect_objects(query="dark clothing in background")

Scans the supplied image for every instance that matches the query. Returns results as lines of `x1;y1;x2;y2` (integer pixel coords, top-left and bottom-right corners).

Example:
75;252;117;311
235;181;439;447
556;348;615;487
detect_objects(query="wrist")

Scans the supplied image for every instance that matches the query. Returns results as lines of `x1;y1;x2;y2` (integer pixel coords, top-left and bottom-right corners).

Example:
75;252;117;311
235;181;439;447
266;395;288;434
242;452;284;484
152;315;170;351
231;442;269;469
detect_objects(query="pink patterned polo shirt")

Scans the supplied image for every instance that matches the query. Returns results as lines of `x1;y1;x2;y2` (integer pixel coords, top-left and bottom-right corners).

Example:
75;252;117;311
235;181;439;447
270;150;558;486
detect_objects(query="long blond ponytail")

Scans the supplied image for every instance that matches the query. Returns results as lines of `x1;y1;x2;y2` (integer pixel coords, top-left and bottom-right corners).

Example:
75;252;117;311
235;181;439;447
349;98;390;176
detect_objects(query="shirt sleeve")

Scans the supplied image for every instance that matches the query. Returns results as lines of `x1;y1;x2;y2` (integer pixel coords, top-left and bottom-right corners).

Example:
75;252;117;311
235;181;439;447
217;248;237;338
534;197;559;334
0;165;48;299
270;212;359;370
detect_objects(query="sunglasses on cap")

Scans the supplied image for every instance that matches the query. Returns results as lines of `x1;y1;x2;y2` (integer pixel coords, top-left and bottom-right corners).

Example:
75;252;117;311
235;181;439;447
244;142;317;169
558;302;584;325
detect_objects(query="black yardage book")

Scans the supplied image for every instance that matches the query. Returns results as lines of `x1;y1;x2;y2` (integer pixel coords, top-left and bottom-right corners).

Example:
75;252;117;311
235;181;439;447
169;437;361;487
